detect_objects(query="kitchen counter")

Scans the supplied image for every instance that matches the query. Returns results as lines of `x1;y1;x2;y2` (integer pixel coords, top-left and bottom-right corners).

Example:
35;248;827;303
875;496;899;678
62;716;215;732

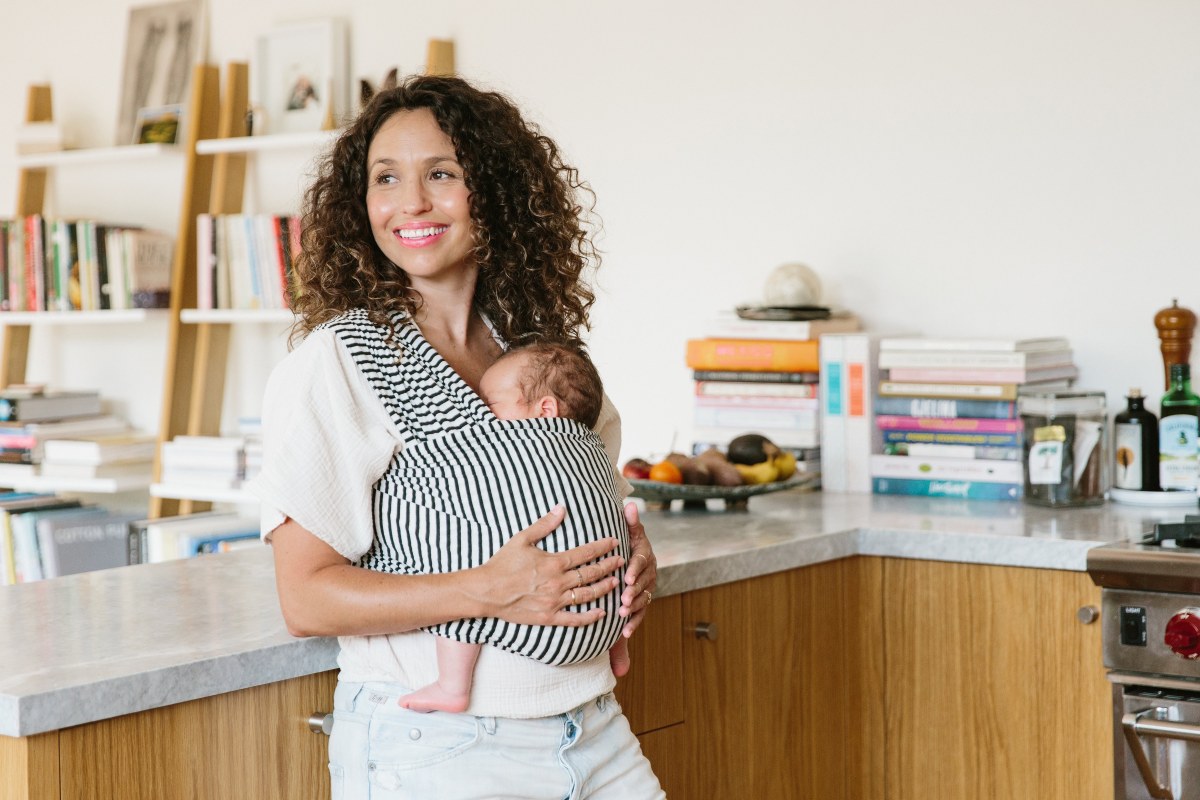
0;490;1182;737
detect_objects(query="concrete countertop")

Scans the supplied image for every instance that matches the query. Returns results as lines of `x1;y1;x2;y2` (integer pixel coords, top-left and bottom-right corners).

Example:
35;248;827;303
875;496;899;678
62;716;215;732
0;490;1181;737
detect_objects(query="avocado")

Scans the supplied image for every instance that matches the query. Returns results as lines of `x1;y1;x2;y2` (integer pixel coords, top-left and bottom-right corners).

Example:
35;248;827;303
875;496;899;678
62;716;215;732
726;433;780;465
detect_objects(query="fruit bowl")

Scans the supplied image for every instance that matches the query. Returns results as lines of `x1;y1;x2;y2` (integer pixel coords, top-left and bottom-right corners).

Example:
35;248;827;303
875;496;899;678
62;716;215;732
627;472;820;511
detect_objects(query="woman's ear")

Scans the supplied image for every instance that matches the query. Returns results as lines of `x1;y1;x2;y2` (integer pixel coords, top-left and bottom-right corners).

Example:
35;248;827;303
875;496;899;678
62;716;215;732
537;396;560;419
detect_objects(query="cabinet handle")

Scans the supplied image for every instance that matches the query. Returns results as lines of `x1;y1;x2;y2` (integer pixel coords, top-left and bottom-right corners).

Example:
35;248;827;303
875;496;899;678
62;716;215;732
308;712;333;736
691;621;718;641
1077;605;1099;625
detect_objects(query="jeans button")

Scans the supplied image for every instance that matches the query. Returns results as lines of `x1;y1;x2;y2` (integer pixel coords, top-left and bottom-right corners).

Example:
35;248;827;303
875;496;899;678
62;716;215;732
409;728;422;741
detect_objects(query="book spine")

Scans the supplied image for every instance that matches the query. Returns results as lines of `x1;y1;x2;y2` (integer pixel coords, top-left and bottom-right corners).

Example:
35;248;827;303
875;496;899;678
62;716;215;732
694;395;819;410
871;476;1022;500
24;215;41;312
695;381;818;399
878;350;1070;369
842;333;880;493
882;429;1022;447
701;316;860;340
685;338;819;373
196;214;214;310
818;333;846;492
869;454;1024;483
875;415;1023;434
883;442;1021;461
690;424;820;450
885;366;1079;384
7;221;24;311
879;381;1019;400
691;370;819;384
873;396;1018;419
692;406;817;430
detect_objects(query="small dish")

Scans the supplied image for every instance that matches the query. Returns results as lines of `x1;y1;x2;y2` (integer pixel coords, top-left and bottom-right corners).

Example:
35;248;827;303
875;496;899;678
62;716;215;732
1109;488;1200;508
734;305;831;322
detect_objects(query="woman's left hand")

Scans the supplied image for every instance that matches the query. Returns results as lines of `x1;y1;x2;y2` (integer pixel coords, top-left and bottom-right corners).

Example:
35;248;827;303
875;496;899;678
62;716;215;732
618;502;658;638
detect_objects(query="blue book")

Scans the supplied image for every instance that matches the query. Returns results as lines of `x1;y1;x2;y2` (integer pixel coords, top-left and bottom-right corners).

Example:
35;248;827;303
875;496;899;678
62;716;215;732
882;430;1021;448
873;396;1017;420
872;476;1022;501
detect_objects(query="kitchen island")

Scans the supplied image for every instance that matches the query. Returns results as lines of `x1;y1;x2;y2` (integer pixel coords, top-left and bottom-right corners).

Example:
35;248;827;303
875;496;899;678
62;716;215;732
1;490;1169;798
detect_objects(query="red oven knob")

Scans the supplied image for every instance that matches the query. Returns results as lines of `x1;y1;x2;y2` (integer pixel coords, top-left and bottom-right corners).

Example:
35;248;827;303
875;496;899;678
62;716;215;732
1165;610;1200;658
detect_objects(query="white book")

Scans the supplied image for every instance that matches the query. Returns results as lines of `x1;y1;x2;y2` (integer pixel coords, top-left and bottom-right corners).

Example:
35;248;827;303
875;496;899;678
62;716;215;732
140;513;257;563
691;424;819;451
818;333;847;492
869;454;1024;484
695;381;818;399
842;333;887;493
877;349;1073;370
699;312;861;341
878;336;1070;353
42;433;156;465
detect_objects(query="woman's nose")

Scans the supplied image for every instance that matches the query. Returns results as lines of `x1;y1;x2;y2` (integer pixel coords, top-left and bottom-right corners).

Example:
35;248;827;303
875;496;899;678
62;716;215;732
398;180;432;215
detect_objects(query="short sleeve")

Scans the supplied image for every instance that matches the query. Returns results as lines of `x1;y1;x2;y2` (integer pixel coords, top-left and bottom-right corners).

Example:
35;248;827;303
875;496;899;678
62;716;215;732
247;328;401;560
594;393;632;499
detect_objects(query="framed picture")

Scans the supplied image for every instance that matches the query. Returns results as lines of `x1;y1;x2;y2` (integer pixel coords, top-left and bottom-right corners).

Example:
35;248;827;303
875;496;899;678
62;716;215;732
253;19;349;136
115;0;207;146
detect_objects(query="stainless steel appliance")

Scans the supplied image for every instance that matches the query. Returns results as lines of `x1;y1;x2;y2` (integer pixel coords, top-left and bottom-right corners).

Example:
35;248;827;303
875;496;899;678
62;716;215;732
1089;516;1200;799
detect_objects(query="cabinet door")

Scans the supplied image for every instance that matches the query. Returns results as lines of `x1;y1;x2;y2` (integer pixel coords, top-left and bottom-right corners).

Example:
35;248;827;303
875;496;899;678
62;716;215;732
883;559;1111;800
58;670;337;800
613;593;684;736
677;558;880;799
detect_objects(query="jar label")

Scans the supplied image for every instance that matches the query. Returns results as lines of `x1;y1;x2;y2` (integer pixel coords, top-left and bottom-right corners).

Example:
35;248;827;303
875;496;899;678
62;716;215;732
1159;414;1199;490
1028;439;1064;485
1114;423;1143;490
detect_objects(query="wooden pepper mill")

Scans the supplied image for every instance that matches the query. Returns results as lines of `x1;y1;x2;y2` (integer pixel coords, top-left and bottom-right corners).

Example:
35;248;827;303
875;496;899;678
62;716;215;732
1155;299;1197;389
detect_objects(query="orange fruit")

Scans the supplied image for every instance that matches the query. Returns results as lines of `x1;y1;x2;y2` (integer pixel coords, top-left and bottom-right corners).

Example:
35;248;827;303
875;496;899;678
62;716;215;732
648;460;684;484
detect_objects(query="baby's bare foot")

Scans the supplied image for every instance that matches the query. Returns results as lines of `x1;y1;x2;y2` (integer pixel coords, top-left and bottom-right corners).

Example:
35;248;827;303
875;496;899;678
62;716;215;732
398;683;470;714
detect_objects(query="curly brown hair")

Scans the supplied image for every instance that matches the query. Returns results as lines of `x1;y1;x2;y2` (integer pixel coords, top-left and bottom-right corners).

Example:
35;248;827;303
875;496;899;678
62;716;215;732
290;75;599;347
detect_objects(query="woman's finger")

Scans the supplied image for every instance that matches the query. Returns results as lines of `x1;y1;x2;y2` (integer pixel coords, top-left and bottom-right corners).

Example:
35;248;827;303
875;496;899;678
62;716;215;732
510;504;566;547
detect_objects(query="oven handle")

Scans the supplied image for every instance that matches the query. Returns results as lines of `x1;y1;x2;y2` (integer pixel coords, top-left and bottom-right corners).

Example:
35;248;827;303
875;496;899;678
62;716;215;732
1122;708;1200;800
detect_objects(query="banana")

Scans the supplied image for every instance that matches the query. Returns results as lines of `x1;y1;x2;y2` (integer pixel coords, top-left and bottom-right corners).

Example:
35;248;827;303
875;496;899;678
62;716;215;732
734;460;780;485
773;451;797;480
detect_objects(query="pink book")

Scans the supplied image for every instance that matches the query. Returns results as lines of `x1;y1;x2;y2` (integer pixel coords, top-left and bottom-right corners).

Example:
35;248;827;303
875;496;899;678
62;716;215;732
875;415;1024;434
885;364;1078;384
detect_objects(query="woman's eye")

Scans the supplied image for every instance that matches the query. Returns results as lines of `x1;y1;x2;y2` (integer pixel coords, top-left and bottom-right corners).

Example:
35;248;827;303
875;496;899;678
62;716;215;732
373;171;396;185
431;169;456;180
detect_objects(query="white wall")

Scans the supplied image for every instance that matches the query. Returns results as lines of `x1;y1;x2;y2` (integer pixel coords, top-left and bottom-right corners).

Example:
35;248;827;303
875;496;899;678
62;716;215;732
2;0;1199;462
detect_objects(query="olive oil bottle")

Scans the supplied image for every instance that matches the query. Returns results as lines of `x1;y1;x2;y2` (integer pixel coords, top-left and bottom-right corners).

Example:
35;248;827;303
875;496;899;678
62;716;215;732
1159;364;1200;491
1114;389;1159;491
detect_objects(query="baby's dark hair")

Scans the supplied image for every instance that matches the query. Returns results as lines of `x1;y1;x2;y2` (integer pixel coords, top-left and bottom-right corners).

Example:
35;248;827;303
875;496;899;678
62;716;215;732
504;342;604;428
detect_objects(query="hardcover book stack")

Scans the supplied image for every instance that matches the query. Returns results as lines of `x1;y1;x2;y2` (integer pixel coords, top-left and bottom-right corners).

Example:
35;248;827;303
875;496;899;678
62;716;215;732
685;311;861;470
0;386;133;483
159;434;255;489
0;492;143;584
0;215;173;312
869;336;1077;500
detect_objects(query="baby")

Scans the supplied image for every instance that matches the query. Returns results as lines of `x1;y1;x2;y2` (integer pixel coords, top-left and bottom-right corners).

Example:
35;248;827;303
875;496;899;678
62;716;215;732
399;341;631;713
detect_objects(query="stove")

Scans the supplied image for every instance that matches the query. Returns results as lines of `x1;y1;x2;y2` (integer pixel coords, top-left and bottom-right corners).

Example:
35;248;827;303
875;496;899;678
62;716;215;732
1088;514;1200;799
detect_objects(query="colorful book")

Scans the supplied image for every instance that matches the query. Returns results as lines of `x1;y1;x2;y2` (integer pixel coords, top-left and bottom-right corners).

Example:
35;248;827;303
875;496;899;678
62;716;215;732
699;312;860;341
878;349;1073;370
882;429;1021;447
875;415;1023;434
884;364;1079;384
818;333;846;491
686;338;819;373
869;454;1023;483
691;370;819;384
878;380;1070;400
871;476;1022;500
695;381;818;399
873;396;1018;420
878;336;1070;353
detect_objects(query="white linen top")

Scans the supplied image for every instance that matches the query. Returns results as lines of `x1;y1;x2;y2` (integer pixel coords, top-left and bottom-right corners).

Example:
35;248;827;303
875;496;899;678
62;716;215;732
249;325;632;719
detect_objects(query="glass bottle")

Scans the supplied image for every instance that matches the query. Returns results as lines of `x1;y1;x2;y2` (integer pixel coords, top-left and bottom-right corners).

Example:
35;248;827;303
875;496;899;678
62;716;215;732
1114;389;1159;491
1159;364;1200;491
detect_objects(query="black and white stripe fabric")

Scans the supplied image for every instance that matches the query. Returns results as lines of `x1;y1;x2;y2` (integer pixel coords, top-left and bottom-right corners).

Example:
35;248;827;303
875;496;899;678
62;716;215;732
320;310;631;666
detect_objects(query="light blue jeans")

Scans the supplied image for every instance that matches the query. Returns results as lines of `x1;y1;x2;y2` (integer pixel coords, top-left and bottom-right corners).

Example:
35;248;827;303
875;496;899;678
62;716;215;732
328;680;666;799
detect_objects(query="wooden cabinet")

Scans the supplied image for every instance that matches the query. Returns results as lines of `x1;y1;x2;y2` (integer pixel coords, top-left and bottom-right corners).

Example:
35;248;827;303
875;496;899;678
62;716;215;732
882;558;1111;800
0;670;336;800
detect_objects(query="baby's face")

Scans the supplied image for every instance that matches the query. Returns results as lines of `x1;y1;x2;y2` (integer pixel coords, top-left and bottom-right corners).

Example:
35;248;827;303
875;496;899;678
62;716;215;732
480;354;540;420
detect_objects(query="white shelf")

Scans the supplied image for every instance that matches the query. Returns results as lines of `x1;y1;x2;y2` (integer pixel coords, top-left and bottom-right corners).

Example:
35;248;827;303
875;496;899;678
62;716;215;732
195;130;340;155
0;309;166;325
151;482;259;505
180;308;295;324
4;474;152;494
16;143;183;168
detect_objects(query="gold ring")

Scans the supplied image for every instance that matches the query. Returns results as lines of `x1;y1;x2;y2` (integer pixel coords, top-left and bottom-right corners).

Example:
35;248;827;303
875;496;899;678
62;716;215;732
632;553;649;566
574;568;584;588
570;589;577;605
642;589;653;605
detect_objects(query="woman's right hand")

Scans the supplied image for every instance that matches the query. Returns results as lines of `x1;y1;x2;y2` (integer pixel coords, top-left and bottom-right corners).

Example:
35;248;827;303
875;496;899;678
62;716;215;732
477;504;624;627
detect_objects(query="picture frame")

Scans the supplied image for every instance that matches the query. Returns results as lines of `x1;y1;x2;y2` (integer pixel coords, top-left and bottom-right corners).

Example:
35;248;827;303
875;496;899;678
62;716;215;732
115;0;207;146
253;19;349;136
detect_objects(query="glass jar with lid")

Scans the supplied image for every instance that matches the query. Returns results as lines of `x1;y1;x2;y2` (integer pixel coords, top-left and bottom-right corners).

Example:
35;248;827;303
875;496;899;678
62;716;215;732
1018;389;1108;507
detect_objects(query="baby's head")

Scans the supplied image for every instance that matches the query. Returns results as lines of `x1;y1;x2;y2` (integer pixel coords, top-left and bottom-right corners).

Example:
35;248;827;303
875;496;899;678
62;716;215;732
480;342;604;427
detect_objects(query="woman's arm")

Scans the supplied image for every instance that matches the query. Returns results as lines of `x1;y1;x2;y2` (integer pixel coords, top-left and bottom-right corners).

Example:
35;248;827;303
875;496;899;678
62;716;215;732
272;505;625;638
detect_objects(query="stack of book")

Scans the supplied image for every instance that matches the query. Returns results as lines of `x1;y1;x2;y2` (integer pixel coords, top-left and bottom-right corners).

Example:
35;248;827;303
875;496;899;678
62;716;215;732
685;311;859;468
39;432;157;480
868;336;1077;500
0;492;142;584
127;511;260;564
0;386;132;483
160;435;252;489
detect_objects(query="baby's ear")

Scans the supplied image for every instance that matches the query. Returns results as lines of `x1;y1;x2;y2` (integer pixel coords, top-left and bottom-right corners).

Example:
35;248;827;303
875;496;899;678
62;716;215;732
537;396;560;419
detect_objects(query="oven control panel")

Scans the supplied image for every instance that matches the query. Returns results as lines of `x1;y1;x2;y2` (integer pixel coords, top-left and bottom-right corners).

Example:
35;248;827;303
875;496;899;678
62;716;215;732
1104;591;1200;676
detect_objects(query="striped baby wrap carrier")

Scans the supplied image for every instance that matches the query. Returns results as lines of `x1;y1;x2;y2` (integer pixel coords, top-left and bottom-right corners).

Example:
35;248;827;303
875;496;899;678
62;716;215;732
321;310;631;666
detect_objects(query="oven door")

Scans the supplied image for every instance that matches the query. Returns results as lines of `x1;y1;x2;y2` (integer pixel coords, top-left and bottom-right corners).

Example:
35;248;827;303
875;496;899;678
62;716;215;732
1118;682;1200;800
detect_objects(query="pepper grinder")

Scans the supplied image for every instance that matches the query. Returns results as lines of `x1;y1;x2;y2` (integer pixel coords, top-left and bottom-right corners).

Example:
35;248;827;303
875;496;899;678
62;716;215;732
1155;299;1197;390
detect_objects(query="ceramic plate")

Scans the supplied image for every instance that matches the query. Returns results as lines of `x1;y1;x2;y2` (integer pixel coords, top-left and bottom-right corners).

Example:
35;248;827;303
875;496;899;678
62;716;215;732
1109;488;1200;508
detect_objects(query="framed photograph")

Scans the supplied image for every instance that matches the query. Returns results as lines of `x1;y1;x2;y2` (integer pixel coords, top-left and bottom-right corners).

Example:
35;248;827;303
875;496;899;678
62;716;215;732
253;19;349;136
115;0;207;146
135;105;182;144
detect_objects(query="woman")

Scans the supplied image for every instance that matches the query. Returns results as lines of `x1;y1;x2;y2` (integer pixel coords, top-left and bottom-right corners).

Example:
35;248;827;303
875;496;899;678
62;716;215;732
253;74;664;798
